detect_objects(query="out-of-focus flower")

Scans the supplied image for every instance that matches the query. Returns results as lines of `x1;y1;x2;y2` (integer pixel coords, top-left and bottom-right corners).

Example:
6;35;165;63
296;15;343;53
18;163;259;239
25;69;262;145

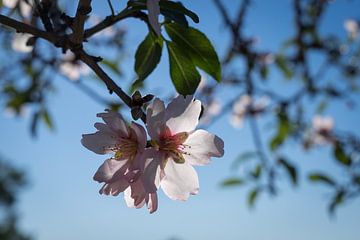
146;96;224;201
12;33;34;53
258;52;274;65
3;0;33;17
311;115;335;145
59;51;90;81
344;19;359;40
230;95;269;128
147;0;161;36
200;98;222;125
81;110;158;213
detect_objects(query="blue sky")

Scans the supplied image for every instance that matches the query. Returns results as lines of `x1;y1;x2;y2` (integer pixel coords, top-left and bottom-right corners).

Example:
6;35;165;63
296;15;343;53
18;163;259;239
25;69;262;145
1;0;360;240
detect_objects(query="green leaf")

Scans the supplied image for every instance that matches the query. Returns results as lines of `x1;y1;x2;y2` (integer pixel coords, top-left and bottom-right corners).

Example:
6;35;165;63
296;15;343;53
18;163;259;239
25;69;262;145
101;59;122;77
275;55;293;80
160;1;199;23
134;33;163;81
270;110;291;151
248;187;261;207
162;9;188;27
221;178;245;187
41;109;54;130
231;151;259;170
30;111;40;138
251;165;262;179
278;157;297;186
165;23;221;82
166;41;201;95
329;190;345;214
334;143;352;166
308;173;336;186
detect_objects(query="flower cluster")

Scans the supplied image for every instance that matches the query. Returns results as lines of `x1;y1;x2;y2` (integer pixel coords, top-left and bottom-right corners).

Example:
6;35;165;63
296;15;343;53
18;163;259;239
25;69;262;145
81;96;224;213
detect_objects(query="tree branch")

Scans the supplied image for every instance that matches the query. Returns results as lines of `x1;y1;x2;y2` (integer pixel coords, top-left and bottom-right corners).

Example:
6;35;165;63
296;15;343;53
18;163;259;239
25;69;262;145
0;14;57;43
78;50;146;123
70;0;92;44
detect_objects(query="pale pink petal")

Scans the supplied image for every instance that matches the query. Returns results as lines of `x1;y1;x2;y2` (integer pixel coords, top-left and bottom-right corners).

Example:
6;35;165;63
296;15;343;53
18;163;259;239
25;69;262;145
147;0;161;36
99;179;129;196
130;122;147;149
165;95;201;134
146;98;166;140
161;161;199;201
141;149;163;193
12;33;33;53
124;187;146;209
81;131;117;154
184;129;224;166
93;159;128;183
3;0;17;8
97;110;129;136
20;0;32;17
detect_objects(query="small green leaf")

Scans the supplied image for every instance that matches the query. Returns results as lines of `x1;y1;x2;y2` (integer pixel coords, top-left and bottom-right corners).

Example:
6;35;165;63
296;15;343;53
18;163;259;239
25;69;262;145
251;165;262;179
41;109;54;130
248;187;260;207
30;111;40;138
329;190;345;214
166;41;201;95
221;178;245;187
275;55;293;80
231;151;259;170
308;173;336;186
270;110;291;151
278;157;297;186
134;32;163;81
334;143;352;166
165;23;221;82
160;1;199;23
101;59;122;77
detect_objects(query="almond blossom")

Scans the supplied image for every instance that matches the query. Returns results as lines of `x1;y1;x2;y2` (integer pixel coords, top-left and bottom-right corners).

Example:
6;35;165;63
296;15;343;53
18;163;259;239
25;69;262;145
344;19;359;40
81;110;158;213
59;51;90;81
230;95;269;128
311;115;335;145
146;96;224;201
3;0;33;17
12;33;34;53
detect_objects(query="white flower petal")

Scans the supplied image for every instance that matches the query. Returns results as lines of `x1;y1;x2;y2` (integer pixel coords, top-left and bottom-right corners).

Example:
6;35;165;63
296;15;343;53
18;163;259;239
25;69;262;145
165;95;201;134
97;110;129;136
130;122;147;149
146;98;166;140
184;129;224;166
3;0;17;8
93;158;128;183
161;161;199;201
99;179;129;196
12;33;33;53
81;131;117;154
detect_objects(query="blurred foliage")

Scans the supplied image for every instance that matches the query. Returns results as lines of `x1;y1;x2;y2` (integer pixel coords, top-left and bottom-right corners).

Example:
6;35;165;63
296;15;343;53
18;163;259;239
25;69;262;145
0;0;360;216
203;0;360;214
0;156;31;240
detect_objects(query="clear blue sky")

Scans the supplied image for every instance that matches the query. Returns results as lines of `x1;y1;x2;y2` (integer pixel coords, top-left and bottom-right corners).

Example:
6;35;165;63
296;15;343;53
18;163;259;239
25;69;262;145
1;1;360;240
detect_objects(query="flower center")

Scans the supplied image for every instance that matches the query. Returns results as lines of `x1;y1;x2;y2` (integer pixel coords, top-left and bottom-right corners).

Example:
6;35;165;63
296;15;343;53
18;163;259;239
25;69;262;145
151;131;190;164
111;138;138;161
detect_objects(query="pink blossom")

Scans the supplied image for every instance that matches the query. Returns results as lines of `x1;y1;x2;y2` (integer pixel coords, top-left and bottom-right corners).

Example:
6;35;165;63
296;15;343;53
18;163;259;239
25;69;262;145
12;33;33;53
230;95;269;128
311;115;335;145
3;0;33;17
344;19;359;40
146;96;224;201
81;110;158;213
59;51;90;81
